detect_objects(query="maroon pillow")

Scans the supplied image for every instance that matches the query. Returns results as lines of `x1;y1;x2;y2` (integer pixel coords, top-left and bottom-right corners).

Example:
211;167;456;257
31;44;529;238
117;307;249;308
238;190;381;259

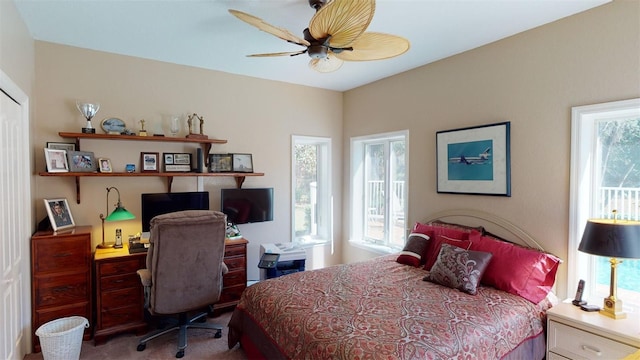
469;233;561;303
424;243;493;295
413;221;474;240
397;233;430;267
423;234;473;271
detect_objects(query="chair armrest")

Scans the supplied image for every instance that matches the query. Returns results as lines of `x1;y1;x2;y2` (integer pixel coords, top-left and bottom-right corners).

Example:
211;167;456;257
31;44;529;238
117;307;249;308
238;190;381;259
137;269;152;287
221;262;229;275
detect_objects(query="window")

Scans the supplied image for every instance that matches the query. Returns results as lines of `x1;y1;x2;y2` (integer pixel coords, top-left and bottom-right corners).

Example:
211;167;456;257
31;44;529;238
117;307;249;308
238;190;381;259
350;131;408;251
569;98;640;310
292;136;332;246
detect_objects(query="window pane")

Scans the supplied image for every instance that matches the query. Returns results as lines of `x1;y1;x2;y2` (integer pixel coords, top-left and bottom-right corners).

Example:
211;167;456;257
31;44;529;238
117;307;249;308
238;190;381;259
365;143;385;242
594;117;640;303
294;143;317;238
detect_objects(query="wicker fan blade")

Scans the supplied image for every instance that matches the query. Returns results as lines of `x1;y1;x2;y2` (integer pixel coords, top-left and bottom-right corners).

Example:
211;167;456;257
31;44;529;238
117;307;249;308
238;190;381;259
334;32;410;61
309;53;344;73
229;9;310;47
309;0;374;48
248;50;307;57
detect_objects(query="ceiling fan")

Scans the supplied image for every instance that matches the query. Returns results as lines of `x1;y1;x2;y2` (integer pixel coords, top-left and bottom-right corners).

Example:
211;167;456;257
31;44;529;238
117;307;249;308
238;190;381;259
229;0;410;73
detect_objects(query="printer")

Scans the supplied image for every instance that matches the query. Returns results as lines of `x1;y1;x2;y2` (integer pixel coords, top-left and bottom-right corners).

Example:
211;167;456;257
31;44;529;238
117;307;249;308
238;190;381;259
259;243;306;280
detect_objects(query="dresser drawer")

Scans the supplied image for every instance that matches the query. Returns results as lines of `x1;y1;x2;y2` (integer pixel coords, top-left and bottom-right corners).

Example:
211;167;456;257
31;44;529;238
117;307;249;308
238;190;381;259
548;320;638;359
98;258;143;276
35;273;89;307
100;272;141;291
33;239;90;273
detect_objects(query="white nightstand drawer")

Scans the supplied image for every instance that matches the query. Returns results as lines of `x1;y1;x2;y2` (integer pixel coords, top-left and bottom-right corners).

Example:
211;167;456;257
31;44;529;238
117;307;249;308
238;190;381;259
548;320;638;359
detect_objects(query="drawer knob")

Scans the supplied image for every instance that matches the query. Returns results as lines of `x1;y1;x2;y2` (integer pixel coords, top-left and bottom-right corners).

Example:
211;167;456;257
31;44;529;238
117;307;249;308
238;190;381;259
581;344;602;356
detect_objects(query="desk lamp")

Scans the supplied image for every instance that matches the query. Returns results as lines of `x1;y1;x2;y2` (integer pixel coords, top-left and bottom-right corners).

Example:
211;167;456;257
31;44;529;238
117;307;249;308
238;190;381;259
98;186;135;249
578;211;640;319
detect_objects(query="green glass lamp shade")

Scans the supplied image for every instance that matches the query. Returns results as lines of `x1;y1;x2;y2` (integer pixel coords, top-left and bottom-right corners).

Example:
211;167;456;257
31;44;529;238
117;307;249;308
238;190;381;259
105;205;135;222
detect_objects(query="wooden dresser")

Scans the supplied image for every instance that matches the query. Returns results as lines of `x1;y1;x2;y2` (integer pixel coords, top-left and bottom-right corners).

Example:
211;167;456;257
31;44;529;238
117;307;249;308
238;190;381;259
93;244;148;345
31;226;93;352
214;238;248;312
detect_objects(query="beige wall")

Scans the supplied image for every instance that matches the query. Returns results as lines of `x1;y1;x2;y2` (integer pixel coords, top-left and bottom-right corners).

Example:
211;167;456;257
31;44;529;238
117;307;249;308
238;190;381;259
32;43;344;281
342;0;640;299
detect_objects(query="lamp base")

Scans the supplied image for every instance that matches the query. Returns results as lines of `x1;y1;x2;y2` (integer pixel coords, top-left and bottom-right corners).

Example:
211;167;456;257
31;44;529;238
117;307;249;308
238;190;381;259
600;297;626;319
96;242;115;249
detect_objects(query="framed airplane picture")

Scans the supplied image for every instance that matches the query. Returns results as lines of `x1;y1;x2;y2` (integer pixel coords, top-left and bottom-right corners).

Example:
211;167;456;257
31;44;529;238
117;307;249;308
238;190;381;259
436;121;511;196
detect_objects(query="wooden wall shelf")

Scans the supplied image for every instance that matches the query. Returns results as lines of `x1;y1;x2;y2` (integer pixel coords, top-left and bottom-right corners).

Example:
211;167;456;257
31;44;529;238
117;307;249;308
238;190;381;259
40;132;264;203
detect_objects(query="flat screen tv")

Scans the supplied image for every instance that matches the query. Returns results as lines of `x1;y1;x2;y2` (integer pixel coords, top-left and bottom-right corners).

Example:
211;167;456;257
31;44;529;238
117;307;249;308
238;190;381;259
221;188;274;224
141;191;210;233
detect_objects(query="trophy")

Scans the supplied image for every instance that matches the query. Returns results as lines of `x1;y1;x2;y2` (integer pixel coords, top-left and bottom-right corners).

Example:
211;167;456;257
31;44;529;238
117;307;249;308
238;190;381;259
76;101;100;134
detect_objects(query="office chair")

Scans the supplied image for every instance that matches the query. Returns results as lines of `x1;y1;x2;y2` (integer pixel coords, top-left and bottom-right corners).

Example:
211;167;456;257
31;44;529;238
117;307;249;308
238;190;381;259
136;210;228;358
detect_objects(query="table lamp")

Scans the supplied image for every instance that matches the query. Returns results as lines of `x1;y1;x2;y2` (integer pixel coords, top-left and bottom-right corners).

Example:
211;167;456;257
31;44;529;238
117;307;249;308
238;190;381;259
578;212;640;319
98;186;135;249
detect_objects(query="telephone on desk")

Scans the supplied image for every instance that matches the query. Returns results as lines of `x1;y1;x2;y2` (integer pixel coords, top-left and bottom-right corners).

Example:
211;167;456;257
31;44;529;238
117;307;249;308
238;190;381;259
128;233;149;254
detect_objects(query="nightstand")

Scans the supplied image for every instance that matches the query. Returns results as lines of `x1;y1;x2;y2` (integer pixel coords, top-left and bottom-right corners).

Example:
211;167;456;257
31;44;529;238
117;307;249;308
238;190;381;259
546;302;640;359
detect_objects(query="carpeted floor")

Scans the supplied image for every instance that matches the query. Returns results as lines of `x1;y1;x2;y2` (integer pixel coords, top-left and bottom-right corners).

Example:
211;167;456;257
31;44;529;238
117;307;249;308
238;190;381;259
25;311;246;360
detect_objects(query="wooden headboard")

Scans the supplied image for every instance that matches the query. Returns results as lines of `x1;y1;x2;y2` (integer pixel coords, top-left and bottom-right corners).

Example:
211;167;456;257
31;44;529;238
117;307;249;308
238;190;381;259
423;209;545;251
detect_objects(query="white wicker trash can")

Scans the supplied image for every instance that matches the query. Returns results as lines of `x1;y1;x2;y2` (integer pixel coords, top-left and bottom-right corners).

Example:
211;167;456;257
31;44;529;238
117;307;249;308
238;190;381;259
36;316;89;360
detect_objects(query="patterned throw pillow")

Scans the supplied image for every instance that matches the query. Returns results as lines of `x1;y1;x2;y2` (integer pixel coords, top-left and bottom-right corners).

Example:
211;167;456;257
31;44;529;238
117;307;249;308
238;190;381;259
423;243;493;295
396;233;430;267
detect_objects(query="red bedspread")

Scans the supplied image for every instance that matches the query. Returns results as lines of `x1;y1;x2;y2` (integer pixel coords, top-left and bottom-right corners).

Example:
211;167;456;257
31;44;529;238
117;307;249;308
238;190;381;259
228;255;552;359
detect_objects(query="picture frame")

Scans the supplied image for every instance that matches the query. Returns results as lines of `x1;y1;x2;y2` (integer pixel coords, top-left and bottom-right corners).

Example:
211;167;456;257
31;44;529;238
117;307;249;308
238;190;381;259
67;150;97;172
208;153;232;173
43;198;75;231
141;152;159;173
44;148;69;172
46;142;76;152
436;121;511;196
163;152;191;172
101;117;126;134
98;158;112;173
231;153;253;173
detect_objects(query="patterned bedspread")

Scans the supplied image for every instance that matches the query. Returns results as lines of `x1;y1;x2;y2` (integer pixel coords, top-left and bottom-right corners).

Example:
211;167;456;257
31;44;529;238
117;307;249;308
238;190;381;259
228;255;552;360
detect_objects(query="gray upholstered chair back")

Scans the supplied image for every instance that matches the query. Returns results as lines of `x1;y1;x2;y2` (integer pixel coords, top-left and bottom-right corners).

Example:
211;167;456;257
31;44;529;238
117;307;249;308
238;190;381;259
146;210;227;315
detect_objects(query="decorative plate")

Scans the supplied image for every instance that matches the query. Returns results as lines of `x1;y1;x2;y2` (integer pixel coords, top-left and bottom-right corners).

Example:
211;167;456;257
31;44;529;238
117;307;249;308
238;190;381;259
101;117;126;134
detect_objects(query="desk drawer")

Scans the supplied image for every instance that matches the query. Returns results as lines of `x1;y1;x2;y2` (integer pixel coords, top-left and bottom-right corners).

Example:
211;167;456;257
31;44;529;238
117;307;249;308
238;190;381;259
548;320;638;359
99;258;142;276
100;273;140;291
101;304;144;328
225;244;246;257
218;284;245;304
224;256;246;271
223;270;246;287
101;287;142;309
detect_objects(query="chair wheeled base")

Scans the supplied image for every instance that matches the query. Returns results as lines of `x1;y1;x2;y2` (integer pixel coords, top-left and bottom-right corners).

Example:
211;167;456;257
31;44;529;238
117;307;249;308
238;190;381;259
137;311;222;358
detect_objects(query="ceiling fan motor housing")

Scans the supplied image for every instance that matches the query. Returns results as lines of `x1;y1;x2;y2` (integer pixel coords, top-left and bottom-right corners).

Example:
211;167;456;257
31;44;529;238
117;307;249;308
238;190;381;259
308;45;328;59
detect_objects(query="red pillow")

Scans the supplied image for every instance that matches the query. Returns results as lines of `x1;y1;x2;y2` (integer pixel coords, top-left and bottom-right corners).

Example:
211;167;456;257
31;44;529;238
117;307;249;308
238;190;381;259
469;234;561;304
423;234;472;271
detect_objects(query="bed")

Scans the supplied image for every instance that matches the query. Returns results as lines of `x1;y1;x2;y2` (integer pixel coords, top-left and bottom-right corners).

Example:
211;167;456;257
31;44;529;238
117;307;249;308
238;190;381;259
228;210;561;360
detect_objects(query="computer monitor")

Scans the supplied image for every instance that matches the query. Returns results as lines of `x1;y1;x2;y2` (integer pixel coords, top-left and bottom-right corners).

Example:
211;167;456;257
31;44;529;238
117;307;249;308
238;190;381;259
141;191;210;233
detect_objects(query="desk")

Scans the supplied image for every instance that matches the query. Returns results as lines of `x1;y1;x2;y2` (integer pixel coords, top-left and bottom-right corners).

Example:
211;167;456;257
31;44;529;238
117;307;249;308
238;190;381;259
93;238;248;344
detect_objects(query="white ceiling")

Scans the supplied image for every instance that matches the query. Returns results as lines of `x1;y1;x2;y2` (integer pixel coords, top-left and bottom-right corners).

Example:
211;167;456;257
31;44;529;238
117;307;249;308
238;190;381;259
14;0;609;92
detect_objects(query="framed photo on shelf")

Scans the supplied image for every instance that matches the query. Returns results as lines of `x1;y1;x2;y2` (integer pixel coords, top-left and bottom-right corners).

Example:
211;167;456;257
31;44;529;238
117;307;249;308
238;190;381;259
67;151;97;172
141;152;159;173
98;158;112;173
43;198;75;231
44;148;69;173
436;121;511;196
231;153;253;173
208;153;232;173
46;142;76;152
163;152;191;172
